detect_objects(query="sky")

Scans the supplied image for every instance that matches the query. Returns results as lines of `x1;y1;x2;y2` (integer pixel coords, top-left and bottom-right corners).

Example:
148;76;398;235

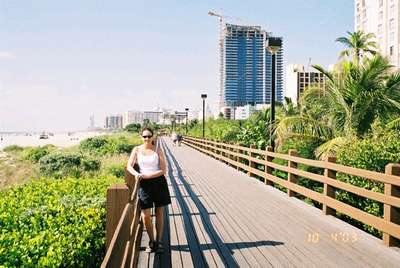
0;0;354;132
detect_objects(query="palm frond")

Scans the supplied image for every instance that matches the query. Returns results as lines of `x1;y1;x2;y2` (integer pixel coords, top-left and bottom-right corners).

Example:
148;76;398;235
315;136;349;159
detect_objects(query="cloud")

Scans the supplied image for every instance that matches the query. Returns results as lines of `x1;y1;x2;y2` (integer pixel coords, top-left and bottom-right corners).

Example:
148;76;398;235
0;51;16;60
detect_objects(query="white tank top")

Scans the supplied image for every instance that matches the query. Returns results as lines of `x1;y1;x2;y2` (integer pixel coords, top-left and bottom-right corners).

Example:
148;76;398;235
137;147;160;175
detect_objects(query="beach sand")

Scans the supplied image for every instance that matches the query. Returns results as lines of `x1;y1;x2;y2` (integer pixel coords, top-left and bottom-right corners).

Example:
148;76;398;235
0;131;105;150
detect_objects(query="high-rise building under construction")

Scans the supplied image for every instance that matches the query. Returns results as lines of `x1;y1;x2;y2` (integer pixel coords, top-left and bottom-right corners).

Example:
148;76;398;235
219;23;283;110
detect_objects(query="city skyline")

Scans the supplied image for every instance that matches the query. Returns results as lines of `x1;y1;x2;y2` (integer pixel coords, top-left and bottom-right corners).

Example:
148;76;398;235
0;0;354;131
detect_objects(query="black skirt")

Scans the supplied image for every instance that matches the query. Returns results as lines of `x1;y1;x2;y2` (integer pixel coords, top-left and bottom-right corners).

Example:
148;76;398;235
138;175;171;209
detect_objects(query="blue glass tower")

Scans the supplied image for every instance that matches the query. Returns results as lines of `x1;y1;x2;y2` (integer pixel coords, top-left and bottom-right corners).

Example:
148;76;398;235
219;24;283;109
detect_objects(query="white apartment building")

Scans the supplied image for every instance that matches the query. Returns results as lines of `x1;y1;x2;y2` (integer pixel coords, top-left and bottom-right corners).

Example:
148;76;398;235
143;111;162;124
355;0;400;67
285;64;325;104
123;111;144;127
220;103;270;120
105;115;123;129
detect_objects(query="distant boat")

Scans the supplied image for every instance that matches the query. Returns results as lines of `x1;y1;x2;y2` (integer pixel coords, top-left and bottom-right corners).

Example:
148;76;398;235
39;132;49;139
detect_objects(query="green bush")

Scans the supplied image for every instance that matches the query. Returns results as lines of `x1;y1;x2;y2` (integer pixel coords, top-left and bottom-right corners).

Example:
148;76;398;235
79;137;109;155
2;145;24;153
278;137;324;206
79;135;138;156
103;163;125;178
22;146;51;163
124;123;141;133
39;153;101;179
0;176;121;267
336;131;400;236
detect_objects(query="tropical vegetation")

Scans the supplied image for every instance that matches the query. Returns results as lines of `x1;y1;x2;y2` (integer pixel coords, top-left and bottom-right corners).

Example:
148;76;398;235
0;131;142;267
186;30;400;238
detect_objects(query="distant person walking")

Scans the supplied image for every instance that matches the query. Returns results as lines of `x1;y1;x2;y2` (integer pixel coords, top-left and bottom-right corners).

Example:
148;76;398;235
126;127;171;253
171;131;177;146
177;133;182;146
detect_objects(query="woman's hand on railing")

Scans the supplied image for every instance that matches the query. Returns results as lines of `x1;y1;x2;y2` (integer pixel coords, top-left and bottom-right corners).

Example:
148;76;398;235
135;174;143;181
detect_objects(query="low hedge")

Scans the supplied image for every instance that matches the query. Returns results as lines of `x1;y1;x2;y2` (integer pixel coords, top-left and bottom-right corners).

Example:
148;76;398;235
0;176;121;267
39;153;101;179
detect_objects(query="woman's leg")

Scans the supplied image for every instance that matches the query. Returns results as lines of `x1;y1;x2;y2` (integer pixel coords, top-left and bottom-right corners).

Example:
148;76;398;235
141;208;155;242
155;206;164;242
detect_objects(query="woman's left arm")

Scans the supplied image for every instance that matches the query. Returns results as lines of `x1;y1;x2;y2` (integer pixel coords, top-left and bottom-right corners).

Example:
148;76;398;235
141;147;167;179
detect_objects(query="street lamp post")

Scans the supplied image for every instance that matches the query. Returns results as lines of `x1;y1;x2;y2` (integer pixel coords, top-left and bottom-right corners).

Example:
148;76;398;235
185;108;189;135
266;37;282;151
201;94;207;138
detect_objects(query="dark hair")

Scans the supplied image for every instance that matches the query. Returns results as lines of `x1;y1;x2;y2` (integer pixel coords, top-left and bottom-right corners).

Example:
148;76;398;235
141;127;154;136
141;127;155;145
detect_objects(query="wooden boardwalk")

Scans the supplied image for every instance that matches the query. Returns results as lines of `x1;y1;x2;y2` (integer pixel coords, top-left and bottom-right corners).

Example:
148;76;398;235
137;137;400;267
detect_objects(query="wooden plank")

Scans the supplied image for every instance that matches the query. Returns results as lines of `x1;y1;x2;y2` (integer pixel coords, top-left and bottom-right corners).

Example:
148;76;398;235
167;184;183;268
181;169;274;267
137;226;149;268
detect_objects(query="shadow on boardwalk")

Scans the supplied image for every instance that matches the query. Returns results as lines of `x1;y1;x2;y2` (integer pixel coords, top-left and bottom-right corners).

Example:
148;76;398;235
157;140;284;267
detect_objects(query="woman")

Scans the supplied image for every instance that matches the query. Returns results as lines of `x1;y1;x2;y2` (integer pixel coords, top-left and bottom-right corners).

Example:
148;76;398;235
126;127;171;253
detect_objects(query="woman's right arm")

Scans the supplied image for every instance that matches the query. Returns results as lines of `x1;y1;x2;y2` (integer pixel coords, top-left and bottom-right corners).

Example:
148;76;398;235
126;147;140;178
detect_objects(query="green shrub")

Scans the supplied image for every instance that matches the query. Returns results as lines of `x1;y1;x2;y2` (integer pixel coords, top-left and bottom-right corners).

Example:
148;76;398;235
124;123;141;133
103;163;125;178
79;137;109;155
22;146;50;163
39;153;101;179
2;145;24;153
79;135;138;156
0;176;121;267
336;131;400;237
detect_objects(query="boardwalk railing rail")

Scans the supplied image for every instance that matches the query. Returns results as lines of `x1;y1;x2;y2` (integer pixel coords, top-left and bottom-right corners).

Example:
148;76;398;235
182;135;400;247
101;169;142;268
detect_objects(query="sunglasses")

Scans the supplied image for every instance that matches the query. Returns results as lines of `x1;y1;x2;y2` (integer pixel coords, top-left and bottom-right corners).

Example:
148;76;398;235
142;135;153;138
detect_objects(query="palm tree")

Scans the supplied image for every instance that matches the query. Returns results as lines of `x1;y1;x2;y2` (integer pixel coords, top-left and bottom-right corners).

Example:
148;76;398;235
336;31;378;65
275;54;400;158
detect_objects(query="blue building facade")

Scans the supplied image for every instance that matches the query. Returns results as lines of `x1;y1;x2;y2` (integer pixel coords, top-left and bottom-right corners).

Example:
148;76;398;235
220;24;283;108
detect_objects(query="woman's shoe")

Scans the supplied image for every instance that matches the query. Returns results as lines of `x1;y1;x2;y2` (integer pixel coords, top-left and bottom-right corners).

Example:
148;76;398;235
145;241;155;253
155;241;164;254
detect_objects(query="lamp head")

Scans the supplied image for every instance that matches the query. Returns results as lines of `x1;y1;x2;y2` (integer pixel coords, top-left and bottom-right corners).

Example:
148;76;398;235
201;94;207;99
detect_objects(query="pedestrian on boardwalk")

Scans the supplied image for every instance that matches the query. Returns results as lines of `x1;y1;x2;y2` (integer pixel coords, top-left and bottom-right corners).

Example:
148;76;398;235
177;133;182;146
171;131;177;146
126;127;171;253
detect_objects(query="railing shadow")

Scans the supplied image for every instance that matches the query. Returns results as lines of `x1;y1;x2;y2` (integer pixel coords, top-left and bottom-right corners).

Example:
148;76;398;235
160;138;284;267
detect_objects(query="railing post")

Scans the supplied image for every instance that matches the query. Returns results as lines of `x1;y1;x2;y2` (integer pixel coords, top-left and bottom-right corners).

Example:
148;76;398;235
265;146;274;186
248;145;256;177
220;141;225;162
229;142;235;167
383;163;400;247
287;150;298;197
236;143;241;171
217;140;222;161
106;183;130;249
323;156;337;215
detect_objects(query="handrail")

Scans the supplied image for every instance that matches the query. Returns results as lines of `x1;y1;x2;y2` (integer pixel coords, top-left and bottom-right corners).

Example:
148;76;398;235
182;135;400;247
101;171;142;267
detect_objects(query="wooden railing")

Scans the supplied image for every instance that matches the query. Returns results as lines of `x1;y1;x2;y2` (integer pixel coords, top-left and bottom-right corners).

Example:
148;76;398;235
101;169;142;268
182;136;400;247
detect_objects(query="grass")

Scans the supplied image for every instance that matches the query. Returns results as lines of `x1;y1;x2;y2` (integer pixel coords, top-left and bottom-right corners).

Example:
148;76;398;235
0;152;38;190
